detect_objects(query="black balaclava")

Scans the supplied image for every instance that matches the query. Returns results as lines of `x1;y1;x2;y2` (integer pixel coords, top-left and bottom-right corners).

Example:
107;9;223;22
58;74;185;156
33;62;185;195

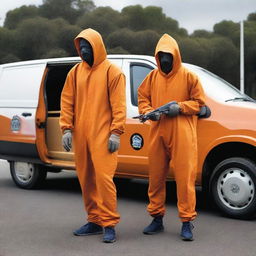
158;52;173;75
79;38;94;67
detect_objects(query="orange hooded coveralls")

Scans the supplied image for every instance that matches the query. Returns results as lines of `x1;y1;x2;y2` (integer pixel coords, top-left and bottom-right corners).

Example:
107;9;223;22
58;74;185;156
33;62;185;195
138;34;205;222
60;29;126;227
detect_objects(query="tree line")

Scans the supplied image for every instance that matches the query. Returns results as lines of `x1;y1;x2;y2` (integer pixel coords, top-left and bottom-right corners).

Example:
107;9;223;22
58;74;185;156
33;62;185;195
0;0;255;98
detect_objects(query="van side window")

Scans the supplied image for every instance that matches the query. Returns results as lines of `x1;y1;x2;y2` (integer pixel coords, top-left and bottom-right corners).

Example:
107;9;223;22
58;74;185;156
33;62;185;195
130;64;153;106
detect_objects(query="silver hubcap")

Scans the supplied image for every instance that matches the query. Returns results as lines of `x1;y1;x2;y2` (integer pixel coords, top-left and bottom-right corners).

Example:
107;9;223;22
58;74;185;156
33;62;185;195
14;162;34;184
217;168;255;210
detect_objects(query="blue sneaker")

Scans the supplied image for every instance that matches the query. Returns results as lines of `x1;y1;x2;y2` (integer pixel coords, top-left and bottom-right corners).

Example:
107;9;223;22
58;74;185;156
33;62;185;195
143;216;164;235
103;227;116;243
73;222;103;236
180;222;194;241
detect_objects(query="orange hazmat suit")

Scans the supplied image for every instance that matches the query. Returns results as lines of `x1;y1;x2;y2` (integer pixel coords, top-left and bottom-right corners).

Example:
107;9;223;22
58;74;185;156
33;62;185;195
60;29;126;227
138;34;205;222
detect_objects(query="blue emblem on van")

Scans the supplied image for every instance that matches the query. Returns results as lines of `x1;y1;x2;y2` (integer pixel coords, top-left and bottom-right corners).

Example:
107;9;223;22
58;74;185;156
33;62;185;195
11;115;21;132
130;133;144;150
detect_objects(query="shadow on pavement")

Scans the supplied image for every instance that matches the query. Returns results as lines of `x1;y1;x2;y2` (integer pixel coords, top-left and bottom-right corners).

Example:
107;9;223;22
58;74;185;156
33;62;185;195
0;168;218;216
114;178;216;214
41;173;213;213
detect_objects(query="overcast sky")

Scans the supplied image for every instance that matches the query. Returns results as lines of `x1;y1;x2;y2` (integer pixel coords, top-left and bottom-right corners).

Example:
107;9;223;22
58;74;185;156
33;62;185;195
1;0;256;33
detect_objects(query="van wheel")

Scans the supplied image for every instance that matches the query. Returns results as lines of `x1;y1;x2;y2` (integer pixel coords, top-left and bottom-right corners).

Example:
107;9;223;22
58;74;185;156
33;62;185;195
10;161;47;189
210;157;256;219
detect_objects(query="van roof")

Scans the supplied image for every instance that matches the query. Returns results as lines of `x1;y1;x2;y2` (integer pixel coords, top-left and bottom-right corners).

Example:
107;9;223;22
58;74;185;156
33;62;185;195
0;55;156;68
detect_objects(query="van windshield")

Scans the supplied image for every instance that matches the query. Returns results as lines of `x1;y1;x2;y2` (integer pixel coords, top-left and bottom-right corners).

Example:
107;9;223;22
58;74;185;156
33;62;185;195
186;64;255;103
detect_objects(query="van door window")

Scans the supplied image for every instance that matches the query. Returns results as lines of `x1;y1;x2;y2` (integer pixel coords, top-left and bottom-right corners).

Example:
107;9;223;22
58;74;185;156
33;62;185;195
45;64;76;114
130;64;153;106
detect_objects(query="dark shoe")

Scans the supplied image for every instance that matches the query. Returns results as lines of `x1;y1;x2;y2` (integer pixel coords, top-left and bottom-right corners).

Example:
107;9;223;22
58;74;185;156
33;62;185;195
143;216;164;235
73;222;103;236
103;227;116;243
180;222;194;241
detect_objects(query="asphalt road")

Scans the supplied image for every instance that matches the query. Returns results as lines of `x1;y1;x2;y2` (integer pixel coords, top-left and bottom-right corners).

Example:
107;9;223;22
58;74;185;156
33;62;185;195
0;160;255;256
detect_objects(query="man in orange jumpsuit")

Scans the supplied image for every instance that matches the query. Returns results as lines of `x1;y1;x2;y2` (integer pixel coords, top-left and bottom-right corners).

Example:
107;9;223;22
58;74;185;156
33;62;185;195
60;28;126;243
138;34;205;241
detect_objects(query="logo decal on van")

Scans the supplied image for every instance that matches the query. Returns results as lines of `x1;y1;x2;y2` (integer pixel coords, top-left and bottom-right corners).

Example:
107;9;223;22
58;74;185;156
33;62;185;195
130;133;144;150
11;115;21;132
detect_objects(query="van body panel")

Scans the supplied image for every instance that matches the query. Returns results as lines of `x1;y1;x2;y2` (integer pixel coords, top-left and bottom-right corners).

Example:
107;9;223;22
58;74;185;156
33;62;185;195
0;63;46;108
35;68;51;164
0;62;46;160
0;55;255;188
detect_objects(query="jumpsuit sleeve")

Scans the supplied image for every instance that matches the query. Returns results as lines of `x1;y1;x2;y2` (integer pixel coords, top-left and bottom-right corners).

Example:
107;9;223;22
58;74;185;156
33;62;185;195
59;69;76;133
138;72;154;115
178;71;206;115
108;72;126;135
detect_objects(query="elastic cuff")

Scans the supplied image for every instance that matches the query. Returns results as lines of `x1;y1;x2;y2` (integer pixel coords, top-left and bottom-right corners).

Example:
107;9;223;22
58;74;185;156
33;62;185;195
111;129;123;136
180;216;196;222
177;102;183;113
151;214;164;218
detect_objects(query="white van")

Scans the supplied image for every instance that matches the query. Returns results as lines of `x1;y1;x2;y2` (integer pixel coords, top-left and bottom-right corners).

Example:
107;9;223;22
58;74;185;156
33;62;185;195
0;55;255;219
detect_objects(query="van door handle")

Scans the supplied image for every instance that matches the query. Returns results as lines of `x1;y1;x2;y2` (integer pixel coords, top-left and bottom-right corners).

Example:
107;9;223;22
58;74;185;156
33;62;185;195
22;112;32;117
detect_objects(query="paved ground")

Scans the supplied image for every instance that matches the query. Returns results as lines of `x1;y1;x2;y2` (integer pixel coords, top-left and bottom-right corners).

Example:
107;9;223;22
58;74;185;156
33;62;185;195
0;160;255;256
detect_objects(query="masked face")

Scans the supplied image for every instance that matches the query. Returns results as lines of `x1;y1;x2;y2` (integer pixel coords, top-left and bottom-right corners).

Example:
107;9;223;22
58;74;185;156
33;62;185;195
158;52;173;75
79;39;94;66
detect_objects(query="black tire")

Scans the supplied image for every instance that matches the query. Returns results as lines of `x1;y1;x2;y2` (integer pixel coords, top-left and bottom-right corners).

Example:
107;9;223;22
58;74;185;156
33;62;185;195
10;161;47;189
210;157;256;219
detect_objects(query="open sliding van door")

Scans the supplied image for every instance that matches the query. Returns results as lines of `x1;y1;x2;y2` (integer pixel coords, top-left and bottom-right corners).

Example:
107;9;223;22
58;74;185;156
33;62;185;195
0;61;47;188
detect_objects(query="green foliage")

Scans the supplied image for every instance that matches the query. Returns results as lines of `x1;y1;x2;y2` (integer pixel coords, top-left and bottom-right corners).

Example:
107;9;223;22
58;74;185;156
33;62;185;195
247;12;256;21
107;46;130;54
72;0;96;14
55;24;81;56
0;27;17;63
39;0;77;23
0;1;255;98
0;53;20;64
214;20;239;36
77;7;121;38
191;30;214;38
120;5;187;36
41;48;68;58
39;0;95;24
15;17;58;60
107;28;135;53
209;37;239;85
179;37;212;68
4;5;39;29
214;20;240;46
121;5;145;31
107;29;159;55
133;30;160;55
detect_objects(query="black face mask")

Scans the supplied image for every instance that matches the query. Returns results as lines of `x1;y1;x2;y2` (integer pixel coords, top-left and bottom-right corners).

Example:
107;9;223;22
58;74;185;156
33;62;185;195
158;52;173;75
79;39;94;67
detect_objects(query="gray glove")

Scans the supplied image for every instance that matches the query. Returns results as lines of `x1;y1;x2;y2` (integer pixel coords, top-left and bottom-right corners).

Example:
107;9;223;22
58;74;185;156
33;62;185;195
108;134;120;153
62;129;72;152
166;103;180;117
148;112;161;121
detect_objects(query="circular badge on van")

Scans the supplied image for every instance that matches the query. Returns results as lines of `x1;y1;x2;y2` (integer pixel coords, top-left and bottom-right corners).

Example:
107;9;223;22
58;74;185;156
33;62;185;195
11;115;21;132
130;133;144;150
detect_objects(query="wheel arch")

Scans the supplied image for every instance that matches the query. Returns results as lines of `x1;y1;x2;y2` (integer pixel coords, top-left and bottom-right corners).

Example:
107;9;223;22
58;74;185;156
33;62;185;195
202;142;256;192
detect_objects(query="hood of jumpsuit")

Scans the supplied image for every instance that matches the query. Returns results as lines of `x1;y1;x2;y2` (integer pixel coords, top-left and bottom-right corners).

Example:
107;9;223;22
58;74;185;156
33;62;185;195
155;34;182;77
74;28;107;67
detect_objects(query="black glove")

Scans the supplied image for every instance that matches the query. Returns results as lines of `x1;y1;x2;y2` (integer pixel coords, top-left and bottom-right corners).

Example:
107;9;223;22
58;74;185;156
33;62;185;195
147;112;161;121
166;103;180;117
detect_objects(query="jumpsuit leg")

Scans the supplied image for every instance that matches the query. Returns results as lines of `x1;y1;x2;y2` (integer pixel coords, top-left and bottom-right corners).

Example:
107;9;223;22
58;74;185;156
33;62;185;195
170;122;197;222
147;133;170;217
75;143;102;226
91;151;120;227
